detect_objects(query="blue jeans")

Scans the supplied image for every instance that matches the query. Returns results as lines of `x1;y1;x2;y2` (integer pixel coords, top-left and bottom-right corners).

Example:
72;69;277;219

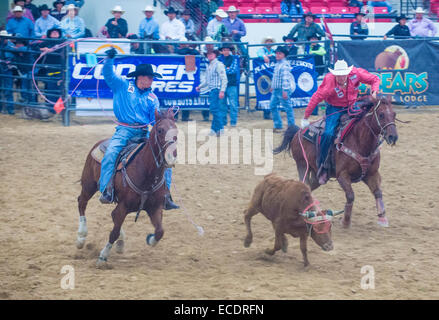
269;89;295;129
209;88;224;133
319;104;347;167
0;66;14;114
367;1;392;12
220;86;238;126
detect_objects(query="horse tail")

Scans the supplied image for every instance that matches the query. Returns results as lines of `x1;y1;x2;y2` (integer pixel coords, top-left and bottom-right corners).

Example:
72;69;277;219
273;125;300;155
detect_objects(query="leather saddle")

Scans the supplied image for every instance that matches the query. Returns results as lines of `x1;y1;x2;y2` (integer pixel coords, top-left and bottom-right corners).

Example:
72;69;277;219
91;137;146;171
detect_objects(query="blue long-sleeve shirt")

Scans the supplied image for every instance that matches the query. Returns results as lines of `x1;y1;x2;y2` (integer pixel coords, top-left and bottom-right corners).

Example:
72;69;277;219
34;15;60;37
222;17;246;41
138;17;160;40
60;16;85;38
6;17;34;38
103;58;159;125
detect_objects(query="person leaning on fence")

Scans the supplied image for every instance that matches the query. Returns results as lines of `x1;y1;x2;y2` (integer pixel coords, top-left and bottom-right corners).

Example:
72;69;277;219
384;14;411;40
34;4;60;38
196;49;228;136
51;0;66;21
223;6;247;56
104;5;128;39
207;9;228;41
127;34;144;54
218;42;239;127
36;27;64;119
60;4;85;38
6;6;35;38
0;30;15;115
269;46;296;133
306;35;326;77
283;35;298;58
286;12;327;55
257;36;276;64
407;7;437;38
350;11;368;40
99;48;179;210
7;0;35;23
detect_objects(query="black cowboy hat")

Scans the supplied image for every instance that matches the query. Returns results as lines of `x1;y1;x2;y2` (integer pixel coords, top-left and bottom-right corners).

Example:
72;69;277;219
220;42;234;50
355;12;366;17
39;4;50;12
127;64;162;78
275;46;289;56
396;14;407;22
182;9;191;16
164;7;179;15
53;0;64;6
205;49;221;57
303;12;315;18
283;35;297;42
46;27;62;38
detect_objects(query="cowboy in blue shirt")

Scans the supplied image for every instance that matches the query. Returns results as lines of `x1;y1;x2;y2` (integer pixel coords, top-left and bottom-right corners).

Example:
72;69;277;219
350;12;369;40
99;48;179;210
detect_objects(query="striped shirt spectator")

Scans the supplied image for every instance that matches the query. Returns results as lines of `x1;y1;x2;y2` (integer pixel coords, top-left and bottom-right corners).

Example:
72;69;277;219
271;58;293;91
198;58;228;92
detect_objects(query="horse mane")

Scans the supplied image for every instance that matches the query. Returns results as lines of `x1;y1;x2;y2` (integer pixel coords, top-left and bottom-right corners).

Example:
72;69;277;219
356;95;375;112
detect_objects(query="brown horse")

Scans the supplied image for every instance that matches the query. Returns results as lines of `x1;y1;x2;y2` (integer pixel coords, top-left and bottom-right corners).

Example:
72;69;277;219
274;96;398;228
76;109;178;268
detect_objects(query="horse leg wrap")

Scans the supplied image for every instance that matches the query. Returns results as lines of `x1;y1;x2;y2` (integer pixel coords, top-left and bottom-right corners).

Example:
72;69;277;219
99;242;113;260
76;216;88;249
146;234;157;246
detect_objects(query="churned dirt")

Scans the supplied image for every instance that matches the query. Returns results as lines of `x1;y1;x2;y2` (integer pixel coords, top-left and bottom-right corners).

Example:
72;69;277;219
0;108;438;300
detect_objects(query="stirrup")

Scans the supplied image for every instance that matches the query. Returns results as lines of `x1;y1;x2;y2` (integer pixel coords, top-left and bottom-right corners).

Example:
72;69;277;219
317;167;329;185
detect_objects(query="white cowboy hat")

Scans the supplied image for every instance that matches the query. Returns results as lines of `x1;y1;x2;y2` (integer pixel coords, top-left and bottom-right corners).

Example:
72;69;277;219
262;36;275;43
111;5;125;13
143;5;155;12
226;6;240;13
0;30;12;36
414;7;426;14
204;36;214;42
328;60;353;76
12;6;23;12
65;4;78;10
214;9;228;18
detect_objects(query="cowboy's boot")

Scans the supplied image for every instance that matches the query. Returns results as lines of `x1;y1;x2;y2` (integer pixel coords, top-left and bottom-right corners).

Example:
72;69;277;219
164;194;179;210
99;186;114;204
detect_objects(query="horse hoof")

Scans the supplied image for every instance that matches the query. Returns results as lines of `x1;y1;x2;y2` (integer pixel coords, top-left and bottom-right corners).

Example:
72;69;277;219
76;237;86;249
281;243;288;253
243;237;252;248
115;240;125;254
96;257;107;269
146;234;157;247
377;216;389;227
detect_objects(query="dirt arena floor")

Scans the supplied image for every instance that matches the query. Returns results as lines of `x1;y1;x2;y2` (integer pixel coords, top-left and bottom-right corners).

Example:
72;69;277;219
1;107;439;300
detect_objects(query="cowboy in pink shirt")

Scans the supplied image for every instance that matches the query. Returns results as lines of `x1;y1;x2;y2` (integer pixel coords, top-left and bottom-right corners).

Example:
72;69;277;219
407;7;437;37
300;60;380;184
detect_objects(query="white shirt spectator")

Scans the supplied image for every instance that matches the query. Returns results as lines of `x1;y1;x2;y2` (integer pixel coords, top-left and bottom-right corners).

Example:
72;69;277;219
160;17;185;40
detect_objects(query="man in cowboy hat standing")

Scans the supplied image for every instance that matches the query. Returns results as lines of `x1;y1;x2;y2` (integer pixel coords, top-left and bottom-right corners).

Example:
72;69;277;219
138;5;160;53
223;6;246;44
384;14;411;39
160;7;186;41
350;11;368;40
34;4;60;38
105;5;128;38
301;59;380;184
99;48;179;209
286;12;327;54
6;6;34;38
408;7;437;37
207;9;228;41
51;0;66;21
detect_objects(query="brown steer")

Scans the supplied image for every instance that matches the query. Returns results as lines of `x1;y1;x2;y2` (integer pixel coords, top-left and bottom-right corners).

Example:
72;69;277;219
244;173;337;266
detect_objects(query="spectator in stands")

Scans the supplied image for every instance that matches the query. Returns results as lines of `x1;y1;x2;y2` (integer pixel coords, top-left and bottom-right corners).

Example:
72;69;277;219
25;0;39;21
350;12;368;40
408;7;437;38
384;14;411;39
51;1;66;21
201;0;219;21
6;6;34;38
348;0;363;10
37;27;64;119
207;9;228;41
287;12;327;54
366;1;393;14
218;42;239;127
306;35;326;76
139;6;160;40
269;46;295;132
127;34;144;54
7;0;35;23
65;0;84;8
280;0;304;15
180;10;196;40
60;4;85;38
0;30;15;115
105;5;128;39
201;35;216;54
283;35;298;58
257;36;276;64
160;7;186;41
223;6;247;55
196;49;228;136
175;37;199;55
34;5;60;38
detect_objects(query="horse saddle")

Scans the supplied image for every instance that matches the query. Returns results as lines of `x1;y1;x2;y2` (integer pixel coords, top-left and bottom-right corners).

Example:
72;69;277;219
91;137;146;171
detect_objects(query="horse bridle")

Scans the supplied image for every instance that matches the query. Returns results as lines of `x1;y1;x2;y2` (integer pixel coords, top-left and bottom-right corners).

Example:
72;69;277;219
148;119;176;169
365;99;396;137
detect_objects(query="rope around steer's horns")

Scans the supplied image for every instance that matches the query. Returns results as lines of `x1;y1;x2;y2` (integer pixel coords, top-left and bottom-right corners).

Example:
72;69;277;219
300;209;345;221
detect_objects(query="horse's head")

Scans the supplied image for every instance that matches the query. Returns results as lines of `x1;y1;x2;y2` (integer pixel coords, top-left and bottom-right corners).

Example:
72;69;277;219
362;95;398;146
150;108;178;167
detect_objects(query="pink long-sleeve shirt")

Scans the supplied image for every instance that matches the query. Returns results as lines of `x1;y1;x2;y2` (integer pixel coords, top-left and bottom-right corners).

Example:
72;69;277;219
304;67;380;118
6;9;35;23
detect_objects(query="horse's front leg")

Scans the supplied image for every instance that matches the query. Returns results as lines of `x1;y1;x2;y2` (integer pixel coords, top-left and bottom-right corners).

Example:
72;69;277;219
337;172;355;228
146;202;164;247
97;203;127;268
363;171;388;227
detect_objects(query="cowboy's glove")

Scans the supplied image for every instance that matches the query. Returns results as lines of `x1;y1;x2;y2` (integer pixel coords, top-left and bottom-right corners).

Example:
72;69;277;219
301;118;310;128
105;48;117;59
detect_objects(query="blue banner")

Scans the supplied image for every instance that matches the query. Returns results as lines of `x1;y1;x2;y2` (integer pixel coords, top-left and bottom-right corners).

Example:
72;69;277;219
252;57;318;109
69;55;210;109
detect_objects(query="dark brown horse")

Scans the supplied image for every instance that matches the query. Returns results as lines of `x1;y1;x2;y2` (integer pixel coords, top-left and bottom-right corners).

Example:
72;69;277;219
274;96;398;228
76;109;178;268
